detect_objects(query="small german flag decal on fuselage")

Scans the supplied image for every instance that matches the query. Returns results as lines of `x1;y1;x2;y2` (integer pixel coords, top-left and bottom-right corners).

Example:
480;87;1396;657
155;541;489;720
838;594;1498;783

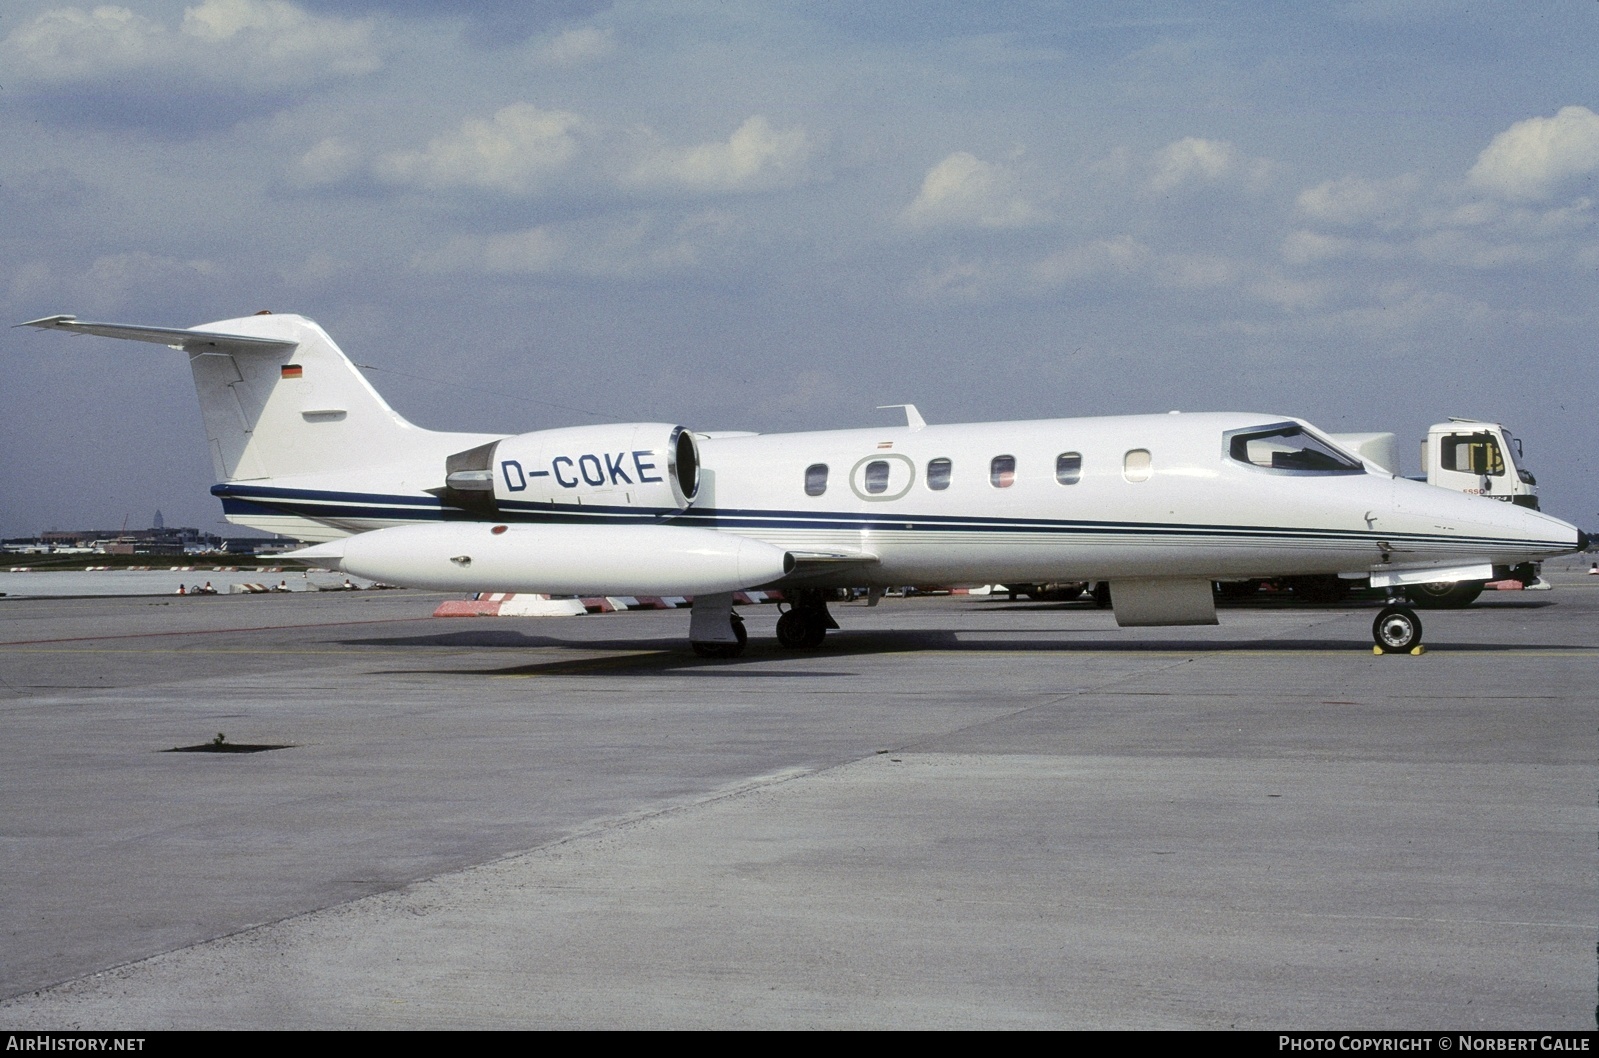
281;364;303;379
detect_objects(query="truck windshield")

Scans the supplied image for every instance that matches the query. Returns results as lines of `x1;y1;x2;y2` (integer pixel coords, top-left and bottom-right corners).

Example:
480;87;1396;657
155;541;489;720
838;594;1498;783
1225;423;1365;474
1441;433;1505;476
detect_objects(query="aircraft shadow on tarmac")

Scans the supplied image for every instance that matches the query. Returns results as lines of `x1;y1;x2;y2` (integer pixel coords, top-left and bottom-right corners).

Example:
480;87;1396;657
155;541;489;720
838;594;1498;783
988;598;1558;612
349;627;1590;679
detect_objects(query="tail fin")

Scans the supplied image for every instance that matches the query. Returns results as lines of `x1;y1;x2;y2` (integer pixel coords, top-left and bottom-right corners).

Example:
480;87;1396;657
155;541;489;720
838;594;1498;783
24;313;448;482
183;313;429;481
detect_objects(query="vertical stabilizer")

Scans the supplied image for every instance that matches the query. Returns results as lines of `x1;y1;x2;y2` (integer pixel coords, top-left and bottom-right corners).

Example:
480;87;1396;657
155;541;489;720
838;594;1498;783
183;314;426;481
24;312;467;484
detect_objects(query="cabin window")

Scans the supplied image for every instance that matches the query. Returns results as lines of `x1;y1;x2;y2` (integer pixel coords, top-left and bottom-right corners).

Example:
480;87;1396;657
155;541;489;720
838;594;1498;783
990;455;1016;488
1122;449;1152;483
804;463;829;496
1055;452;1082;485
1225;423;1364;475
863;460;891;494
926;458;952;491
1440;433;1505;476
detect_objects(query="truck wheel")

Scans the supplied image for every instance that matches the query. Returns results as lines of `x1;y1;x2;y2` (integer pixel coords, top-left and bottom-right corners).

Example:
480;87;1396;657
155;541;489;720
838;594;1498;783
1372;605;1423;654
1406;580;1484;609
1286;575;1349;604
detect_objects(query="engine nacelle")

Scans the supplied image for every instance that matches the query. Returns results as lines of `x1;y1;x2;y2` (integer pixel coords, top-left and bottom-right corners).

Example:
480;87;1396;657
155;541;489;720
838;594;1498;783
435;424;699;515
324;521;792;596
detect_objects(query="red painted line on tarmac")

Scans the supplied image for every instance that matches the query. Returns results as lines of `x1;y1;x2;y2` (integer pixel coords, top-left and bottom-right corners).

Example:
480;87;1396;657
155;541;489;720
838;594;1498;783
0;614;440;647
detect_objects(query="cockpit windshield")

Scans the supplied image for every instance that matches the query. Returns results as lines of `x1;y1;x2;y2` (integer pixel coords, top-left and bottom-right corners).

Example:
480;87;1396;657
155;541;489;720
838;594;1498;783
1225;422;1365;474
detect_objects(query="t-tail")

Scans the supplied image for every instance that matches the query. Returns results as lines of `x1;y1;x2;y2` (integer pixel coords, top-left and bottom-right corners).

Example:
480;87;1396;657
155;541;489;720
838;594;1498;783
20;313;499;540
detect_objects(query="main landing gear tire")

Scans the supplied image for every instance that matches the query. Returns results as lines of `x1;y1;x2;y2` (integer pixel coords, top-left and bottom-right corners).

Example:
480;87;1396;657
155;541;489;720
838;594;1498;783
691;613;747;659
775;588;838;650
1372;605;1423;654
1406;580;1485;609
775;608;828;649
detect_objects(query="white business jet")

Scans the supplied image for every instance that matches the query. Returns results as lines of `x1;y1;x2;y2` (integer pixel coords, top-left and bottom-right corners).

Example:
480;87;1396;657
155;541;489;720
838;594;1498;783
22;312;1585;657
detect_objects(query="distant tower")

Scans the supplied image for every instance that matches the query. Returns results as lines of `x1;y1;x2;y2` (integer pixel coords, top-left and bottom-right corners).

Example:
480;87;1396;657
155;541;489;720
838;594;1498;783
153;509;164;530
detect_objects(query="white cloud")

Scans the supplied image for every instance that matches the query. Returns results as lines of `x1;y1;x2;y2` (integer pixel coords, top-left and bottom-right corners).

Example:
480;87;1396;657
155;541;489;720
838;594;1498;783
376;104;582;195
1326;286;1490;335
906;238;1240;304
1280;229;1401;265
900;152;1041;229
1296;174;1421;226
534;26;615;66
292;137;363;187
1148;137;1270;193
1410;229;1558;270
414;212;737;279
627;117;812;192
1246;273;1336;312
904;257;1006;302
2;0;380;88
67;252;222;313
1468;106;1599;202
2;6;162;78
1031;237;1149;286
1153;253;1238;290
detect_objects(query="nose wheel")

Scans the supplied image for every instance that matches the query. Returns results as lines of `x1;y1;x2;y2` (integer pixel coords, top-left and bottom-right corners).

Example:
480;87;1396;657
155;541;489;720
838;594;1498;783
691;611;747;659
1372;605;1424;654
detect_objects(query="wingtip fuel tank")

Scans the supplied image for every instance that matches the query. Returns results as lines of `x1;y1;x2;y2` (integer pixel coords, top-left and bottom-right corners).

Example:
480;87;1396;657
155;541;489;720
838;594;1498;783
321;521;794;597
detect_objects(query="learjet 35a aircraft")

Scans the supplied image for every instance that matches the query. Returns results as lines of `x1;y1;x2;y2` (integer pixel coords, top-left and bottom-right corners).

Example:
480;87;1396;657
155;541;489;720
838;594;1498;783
23;312;1586;657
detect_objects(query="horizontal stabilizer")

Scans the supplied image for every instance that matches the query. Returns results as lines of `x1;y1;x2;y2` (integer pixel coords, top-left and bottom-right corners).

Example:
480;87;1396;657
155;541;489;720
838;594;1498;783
283;540;347;564
19;315;299;354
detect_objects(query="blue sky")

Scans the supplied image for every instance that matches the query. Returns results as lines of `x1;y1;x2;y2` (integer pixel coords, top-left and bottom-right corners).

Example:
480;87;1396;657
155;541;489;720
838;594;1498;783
4;1;1596;535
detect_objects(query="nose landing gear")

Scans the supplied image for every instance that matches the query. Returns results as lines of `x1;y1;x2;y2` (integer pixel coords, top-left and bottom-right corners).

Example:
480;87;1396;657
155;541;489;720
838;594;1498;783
1372;604;1424;654
691;611;747;659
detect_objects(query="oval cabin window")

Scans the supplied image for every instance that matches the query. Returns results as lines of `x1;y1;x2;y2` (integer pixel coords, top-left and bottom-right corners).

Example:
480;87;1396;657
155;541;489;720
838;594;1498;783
1123;449;1152;483
863;460;891;495
1056;452;1082;485
804;464;829;496
926;458;952;491
990;455;1016;488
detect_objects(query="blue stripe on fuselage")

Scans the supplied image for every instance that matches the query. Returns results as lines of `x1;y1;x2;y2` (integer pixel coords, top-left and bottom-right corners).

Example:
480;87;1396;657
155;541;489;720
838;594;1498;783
211;482;1563;551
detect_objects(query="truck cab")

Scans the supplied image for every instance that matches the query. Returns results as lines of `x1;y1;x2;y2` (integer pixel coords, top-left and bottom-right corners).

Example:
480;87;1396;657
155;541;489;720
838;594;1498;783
1422;419;1538;510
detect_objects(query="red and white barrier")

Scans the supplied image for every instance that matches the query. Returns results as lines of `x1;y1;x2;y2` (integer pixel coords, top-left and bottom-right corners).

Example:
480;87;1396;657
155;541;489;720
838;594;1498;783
433;590;782;618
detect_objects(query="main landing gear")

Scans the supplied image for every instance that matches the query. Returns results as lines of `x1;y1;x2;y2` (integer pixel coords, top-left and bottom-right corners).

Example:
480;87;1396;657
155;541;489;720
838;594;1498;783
1405;579;1485;609
1372;604;1424;655
775;588;840;650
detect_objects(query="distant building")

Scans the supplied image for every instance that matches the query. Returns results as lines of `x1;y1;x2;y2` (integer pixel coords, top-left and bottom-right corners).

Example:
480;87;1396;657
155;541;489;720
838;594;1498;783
13;524;300;555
